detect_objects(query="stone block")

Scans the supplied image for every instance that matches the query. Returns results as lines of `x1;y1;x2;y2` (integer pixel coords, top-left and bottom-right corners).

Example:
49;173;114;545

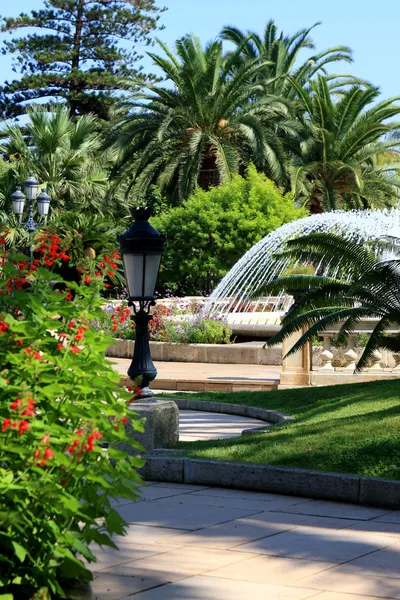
204;382;233;392
155;379;177;390
259;346;282;366
184;460;359;503
246;406;268;421
359;477;400;509
149;341;164;361
177;382;205;391
206;344;260;364
120;399;179;455
163;343;207;363
140;456;185;483
172;398;188;410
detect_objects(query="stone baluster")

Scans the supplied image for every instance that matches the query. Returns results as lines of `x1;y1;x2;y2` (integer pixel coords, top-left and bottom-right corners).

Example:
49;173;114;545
391;353;400;371
320;335;334;371
343;335;357;372
368;349;383;371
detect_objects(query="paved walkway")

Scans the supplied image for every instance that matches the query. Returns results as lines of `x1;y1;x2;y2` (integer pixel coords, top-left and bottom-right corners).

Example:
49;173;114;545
90;482;400;599
178;409;269;441
111;358;281;391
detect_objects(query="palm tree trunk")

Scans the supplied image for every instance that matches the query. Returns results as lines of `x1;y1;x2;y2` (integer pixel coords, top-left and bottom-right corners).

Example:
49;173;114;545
198;154;220;190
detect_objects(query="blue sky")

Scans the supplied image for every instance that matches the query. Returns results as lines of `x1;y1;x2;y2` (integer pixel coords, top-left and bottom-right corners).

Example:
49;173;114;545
0;0;399;100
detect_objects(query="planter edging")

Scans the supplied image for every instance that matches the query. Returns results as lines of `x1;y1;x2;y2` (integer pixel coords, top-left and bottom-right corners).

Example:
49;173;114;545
170;397;294;425
140;456;400;509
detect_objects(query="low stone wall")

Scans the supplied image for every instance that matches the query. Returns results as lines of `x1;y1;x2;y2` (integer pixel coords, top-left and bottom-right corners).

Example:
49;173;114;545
107;339;282;365
107;338;398;370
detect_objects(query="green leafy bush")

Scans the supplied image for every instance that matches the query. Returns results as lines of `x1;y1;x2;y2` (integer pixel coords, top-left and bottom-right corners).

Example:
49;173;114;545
0;234;143;599
158;317;232;344
151;165;307;295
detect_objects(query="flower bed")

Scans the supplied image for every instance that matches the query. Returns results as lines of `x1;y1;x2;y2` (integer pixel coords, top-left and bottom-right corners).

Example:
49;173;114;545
97;297;233;345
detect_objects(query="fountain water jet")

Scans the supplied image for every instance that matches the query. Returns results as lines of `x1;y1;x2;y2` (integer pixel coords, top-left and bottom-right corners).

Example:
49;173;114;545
205;209;400;325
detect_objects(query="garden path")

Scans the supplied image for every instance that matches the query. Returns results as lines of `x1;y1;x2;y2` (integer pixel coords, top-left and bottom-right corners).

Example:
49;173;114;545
110;358;281;392
90;482;400;599
178;409;269;441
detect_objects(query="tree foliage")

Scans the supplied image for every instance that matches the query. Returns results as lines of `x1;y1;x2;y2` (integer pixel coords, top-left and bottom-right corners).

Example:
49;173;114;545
290;77;400;212
0;0;165;119
110;34;299;203
221;20;353;98
151;165;307;295
0;106;109;214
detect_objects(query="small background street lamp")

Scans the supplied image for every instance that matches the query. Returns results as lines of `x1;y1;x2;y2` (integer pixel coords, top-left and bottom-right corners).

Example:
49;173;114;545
118;205;166;400
11;174;51;257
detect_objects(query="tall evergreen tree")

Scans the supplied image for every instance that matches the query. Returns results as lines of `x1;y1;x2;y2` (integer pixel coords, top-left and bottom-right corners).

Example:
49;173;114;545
0;0;165;120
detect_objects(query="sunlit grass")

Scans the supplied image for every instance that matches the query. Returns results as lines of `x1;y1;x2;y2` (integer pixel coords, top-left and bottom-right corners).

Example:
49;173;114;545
159;380;400;478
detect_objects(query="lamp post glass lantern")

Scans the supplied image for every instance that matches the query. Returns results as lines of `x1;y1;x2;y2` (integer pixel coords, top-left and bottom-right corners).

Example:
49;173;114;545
11;174;51;257
118;206;166;400
24;173;39;201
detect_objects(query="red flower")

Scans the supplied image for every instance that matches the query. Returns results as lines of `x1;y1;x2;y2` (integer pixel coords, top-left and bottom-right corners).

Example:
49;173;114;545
18;420;30;435
34;449;40;460
2;418;11;432
59;332;68;339
57;343;64;351
70;345;80;355
0;321;9;332
43;448;54;460
65;290;73;301
41;434;51;444
122;417;128;424
84;275;91;285
10;398;22;411
75;327;85;341
21;406;36;417
33;351;41;360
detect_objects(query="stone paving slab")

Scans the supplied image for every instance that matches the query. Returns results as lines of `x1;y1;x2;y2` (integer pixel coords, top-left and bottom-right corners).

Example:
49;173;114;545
90;482;400;599
116;497;262;530
233;526;396;563
120;575;321;599
280;499;391;521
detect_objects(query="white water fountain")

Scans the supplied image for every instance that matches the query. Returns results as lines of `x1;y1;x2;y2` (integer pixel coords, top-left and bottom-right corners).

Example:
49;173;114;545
205;209;400;333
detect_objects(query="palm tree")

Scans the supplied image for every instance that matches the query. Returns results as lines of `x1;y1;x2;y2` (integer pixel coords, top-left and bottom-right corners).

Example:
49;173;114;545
263;232;400;370
221;20;353;98
111;34;298;202
0;106;108;214
289;77;400;212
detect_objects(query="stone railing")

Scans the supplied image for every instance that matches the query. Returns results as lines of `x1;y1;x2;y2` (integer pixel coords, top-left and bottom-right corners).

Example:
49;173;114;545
316;321;400;374
279;319;400;389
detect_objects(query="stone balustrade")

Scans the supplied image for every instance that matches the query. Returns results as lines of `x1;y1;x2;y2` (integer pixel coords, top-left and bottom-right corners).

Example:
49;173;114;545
280;319;400;388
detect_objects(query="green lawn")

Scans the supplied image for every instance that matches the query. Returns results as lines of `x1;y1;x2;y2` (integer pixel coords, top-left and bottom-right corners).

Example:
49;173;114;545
159;380;400;479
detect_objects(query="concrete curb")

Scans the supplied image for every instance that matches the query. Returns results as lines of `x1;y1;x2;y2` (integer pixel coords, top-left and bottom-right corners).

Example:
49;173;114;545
139;457;400;509
170;398;294;426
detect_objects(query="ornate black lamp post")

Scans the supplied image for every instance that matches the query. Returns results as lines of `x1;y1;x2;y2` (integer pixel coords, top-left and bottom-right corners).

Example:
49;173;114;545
11;174;51;257
118;206;166;400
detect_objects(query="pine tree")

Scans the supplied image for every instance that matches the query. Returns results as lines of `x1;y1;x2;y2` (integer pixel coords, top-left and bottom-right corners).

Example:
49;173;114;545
0;0;165;120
